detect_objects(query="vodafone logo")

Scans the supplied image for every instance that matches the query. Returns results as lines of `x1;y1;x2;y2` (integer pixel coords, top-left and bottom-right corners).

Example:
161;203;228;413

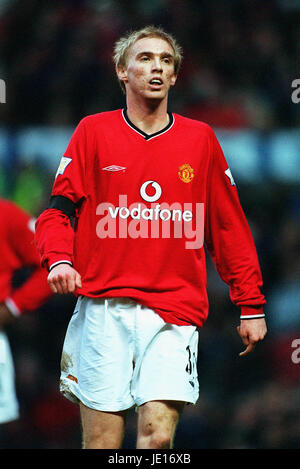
140;181;162;202
95;180;205;249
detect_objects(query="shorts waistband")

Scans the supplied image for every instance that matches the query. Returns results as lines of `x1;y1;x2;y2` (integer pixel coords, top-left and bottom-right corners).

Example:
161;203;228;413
80;296;144;312
83;297;142;312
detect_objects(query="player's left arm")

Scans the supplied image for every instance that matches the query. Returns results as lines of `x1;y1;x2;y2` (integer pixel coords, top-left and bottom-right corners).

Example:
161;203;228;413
237;317;267;357
204;127;267;350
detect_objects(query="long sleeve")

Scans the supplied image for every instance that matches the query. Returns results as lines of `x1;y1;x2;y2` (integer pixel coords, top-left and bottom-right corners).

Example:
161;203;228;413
2;201;52;314
204;129;266;318
35;117;89;271
9;268;52;314
35;208;76;271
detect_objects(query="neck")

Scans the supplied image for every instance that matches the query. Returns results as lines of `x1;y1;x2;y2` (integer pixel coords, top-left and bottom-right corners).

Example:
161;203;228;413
125;94;169;135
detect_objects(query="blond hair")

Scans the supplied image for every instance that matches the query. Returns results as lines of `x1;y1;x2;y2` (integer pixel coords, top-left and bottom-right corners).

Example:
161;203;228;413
113;25;183;93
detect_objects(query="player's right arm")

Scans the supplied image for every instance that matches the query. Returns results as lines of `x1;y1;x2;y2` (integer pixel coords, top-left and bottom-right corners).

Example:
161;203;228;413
35;206;82;295
35;117;90;293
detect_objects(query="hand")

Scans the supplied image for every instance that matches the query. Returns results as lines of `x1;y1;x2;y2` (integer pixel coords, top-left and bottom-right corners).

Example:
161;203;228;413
237;317;267;357
47;263;82;294
0;303;16;328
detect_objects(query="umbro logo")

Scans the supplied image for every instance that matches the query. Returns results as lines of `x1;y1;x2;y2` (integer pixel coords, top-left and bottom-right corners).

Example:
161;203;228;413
102;165;126;172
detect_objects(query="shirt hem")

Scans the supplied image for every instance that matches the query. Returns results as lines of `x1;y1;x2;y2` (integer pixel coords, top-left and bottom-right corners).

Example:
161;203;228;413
75;288;206;328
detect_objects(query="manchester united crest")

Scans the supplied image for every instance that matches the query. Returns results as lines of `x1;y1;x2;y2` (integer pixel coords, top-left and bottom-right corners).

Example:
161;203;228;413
178;163;194;183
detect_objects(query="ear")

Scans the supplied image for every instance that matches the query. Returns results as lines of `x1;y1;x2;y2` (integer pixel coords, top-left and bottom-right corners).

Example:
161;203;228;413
170;73;177;87
116;64;128;84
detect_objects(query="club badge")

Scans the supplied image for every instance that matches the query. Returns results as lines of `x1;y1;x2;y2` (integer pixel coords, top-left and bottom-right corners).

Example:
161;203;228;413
178;163;194;183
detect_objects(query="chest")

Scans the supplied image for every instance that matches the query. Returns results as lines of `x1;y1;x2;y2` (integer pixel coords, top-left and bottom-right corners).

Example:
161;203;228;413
89;129;210;206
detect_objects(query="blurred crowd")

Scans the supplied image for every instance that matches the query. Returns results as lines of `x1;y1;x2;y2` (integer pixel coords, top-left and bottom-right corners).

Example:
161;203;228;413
0;0;300;129
0;0;299;449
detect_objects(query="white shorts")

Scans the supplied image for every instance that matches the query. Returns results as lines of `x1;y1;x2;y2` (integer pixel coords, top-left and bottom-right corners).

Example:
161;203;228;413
0;331;19;424
60;297;199;412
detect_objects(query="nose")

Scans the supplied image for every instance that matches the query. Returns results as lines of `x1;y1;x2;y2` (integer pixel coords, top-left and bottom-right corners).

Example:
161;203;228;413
152;57;163;72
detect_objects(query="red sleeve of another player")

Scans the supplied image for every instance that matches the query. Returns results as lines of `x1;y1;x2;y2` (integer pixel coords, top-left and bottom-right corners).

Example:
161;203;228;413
10;268;51;314
204;129;266;319
6;202;52;314
35;118;90;270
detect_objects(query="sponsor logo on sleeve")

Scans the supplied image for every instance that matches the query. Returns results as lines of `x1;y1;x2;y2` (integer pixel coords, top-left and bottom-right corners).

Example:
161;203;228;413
225;168;236;186
28;218;36;233
55;156;72;178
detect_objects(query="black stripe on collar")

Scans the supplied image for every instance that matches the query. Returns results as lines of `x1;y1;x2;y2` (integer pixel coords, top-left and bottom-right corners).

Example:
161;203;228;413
122;108;174;140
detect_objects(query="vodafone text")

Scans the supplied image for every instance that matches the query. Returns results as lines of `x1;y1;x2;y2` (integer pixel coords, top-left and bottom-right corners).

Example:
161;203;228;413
96;195;204;249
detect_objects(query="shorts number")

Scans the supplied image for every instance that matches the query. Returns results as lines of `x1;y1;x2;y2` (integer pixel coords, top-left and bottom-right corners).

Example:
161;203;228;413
186;345;196;375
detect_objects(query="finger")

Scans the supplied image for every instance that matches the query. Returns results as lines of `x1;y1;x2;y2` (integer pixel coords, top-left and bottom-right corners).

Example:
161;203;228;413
54;279;64;295
50;274;66;295
75;273;82;289
239;342;256;357
48;277;58;294
58;274;69;294
66;273;82;293
66;274;76;293
237;326;250;346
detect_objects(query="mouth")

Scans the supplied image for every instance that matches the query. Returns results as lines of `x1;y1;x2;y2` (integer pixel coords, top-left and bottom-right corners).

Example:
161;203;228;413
149;77;163;89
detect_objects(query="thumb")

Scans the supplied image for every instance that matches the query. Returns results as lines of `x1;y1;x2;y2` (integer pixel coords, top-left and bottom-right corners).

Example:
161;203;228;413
239;342;255;357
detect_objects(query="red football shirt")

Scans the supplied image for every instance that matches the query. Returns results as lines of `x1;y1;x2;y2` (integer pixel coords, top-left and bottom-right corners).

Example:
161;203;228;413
0;199;52;314
35;109;266;327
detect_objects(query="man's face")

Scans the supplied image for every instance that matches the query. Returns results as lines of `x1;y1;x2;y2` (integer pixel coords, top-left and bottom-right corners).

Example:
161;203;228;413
118;36;177;101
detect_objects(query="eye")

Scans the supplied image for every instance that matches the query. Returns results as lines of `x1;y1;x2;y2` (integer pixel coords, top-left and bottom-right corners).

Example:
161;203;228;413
162;56;174;65
140;56;150;61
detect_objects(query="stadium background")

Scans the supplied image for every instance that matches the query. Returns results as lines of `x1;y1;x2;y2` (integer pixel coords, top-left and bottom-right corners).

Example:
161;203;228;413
0;0;300;449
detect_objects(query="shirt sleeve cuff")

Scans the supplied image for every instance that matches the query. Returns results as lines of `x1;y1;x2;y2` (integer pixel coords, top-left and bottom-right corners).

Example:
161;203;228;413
5;297;21;317
49;260;73;272
240;306;265;320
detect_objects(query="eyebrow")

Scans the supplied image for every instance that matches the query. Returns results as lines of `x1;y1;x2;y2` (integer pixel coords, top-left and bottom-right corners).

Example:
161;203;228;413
136;51;174;59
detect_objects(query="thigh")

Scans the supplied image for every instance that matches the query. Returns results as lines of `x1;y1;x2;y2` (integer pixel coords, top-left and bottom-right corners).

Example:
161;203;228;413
132;315;199;406
60;297;135;411
80;402;127;449
137;400;185;449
